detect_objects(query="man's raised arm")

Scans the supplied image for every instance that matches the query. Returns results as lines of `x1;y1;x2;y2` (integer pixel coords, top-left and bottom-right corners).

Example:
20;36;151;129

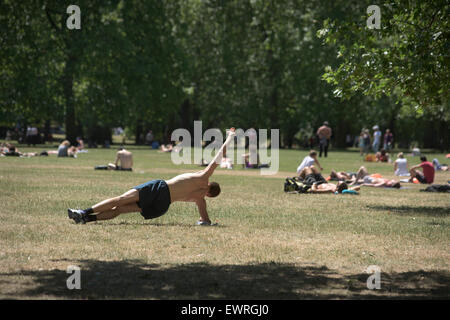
203;128;235;178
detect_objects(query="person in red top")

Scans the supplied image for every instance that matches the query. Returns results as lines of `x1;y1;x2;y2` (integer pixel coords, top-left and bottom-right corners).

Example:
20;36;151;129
409;156;435;184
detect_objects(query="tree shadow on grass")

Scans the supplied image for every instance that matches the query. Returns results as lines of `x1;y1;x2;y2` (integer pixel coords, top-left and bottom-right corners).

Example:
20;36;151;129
0;260;448;299
366;205;450;217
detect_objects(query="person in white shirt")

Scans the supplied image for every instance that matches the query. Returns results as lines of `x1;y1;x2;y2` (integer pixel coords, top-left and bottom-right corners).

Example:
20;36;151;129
394;152;409;176
297;150;323;174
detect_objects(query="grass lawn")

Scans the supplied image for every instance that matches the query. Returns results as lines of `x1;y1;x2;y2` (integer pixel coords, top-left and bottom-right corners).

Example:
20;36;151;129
0;144;449;299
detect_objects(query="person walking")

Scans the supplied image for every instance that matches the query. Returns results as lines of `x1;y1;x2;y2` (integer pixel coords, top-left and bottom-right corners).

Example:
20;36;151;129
383;129;394;151
363;129;371;155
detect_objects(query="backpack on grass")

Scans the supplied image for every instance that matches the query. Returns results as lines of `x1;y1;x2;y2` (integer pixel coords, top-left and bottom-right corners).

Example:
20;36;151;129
284;177;311;194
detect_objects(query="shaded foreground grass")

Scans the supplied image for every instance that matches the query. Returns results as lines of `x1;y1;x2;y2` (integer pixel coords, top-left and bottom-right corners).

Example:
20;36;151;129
0;146;449;299
1;260;449;299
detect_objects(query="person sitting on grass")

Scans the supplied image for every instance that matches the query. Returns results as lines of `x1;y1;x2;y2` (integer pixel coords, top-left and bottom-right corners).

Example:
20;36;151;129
394;152;409;176
220;149;233;169
200;150;233;169
95;147;133;171
57;140;77;158
296;150;323;174
298;165;327;185
349;166;401;188
409;156;435;184
68;128;236;226
375;149;390;162
76;137;85;150
242;152;269;169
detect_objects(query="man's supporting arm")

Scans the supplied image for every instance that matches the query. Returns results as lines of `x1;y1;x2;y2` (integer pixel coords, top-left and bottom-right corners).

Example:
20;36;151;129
314;158;323;171
196;198;211;223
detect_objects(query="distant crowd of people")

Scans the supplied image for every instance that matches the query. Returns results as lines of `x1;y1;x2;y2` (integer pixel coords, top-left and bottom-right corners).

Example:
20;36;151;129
357;125;393;156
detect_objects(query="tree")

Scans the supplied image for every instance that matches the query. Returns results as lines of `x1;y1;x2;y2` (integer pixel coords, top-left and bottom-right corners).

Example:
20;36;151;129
318;0;449;108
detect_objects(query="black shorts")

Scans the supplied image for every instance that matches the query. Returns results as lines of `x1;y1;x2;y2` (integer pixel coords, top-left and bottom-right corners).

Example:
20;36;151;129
304;174;317;185
415;173;427;184
115;166;132;171
314;173;326;184
133;180;171;219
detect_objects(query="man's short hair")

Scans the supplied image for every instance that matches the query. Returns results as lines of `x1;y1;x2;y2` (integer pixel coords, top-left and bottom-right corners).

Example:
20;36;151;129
392;182;401;189
420;156;427;162
208;182;221;197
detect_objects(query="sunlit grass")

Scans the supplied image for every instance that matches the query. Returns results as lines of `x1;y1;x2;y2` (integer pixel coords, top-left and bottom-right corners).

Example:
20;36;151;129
0;146;449;299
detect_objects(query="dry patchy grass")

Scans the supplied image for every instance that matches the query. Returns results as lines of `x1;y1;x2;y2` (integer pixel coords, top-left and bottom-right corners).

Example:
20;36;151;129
0;147;449;299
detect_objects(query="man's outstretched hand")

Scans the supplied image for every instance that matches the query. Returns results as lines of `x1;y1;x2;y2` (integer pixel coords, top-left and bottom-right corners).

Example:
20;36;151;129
227;127;236;138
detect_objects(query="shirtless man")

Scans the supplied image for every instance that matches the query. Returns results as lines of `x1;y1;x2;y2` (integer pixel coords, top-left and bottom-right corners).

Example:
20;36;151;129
108;147;133;170
68;128;236;225
311;181;360;193
329;169;356;182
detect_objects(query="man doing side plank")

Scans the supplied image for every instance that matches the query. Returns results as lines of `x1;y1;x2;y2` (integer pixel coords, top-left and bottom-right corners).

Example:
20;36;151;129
68;128;236;226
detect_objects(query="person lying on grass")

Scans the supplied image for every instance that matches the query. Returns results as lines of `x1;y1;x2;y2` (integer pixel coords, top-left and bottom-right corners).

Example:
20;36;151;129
329;170;357;182
310;181;360;194
349;166;401;188
68;128;237;226
297;166;360;193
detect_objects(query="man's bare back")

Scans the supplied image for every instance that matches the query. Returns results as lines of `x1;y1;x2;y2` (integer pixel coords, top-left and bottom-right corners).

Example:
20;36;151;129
116;149;133;169
166;171;209;203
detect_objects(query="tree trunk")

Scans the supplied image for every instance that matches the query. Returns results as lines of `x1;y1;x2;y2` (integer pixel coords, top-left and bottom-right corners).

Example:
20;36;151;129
180;99;192;134
63;54;77;144
43;119;50;143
